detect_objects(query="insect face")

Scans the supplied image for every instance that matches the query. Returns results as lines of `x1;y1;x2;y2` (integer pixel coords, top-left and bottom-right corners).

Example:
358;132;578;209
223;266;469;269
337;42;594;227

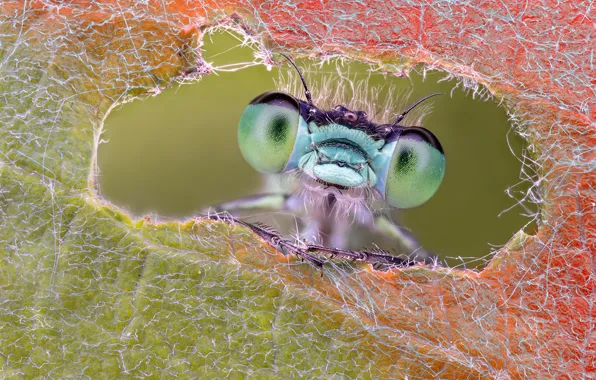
237;56;446;209
297;121;384;189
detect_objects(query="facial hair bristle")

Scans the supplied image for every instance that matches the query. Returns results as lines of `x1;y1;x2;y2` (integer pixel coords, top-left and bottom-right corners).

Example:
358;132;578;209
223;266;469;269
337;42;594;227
275;60;431;127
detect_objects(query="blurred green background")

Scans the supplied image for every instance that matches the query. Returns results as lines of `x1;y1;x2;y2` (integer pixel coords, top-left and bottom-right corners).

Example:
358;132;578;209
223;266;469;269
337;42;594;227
97;32;535;267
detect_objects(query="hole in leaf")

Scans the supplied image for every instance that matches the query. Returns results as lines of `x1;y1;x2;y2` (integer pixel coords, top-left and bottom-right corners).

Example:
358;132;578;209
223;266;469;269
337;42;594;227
97;31;537;268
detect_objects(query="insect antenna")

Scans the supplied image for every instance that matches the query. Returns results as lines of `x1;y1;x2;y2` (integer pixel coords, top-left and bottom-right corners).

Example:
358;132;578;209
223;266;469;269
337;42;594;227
393;92;443;125
280;53;313;105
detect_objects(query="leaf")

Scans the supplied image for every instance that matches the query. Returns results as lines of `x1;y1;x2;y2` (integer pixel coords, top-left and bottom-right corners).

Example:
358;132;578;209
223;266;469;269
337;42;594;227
1;2;594;379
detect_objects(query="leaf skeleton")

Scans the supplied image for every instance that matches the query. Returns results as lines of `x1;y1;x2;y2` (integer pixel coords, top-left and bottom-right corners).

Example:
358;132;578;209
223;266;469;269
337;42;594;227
205;55;445;270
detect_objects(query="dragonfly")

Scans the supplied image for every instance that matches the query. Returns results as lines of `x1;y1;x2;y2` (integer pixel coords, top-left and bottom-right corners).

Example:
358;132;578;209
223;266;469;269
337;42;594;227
206;55;445;269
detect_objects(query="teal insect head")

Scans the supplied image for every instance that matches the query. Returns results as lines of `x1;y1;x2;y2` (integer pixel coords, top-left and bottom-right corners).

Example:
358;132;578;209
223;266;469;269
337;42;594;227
238;57;445;209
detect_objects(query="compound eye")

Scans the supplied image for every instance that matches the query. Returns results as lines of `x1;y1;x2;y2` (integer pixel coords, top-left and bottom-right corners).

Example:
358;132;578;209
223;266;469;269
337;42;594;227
238;92;300;173
385;127;445;208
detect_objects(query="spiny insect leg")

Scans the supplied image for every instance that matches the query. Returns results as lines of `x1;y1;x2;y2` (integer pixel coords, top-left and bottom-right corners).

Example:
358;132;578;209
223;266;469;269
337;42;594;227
203;212;415;269
277;240;325;267
204;212;324;267
306;244;414;268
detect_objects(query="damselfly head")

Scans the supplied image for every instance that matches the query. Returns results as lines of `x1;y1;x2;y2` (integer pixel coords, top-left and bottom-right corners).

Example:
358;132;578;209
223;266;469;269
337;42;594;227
237;55;446;209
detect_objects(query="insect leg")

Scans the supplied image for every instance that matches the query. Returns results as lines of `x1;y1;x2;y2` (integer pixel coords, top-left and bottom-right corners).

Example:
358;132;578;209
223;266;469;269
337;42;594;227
202;212;325;266
207;193;323;251
206;193;290;213
200;204;433;269
305;243;413;268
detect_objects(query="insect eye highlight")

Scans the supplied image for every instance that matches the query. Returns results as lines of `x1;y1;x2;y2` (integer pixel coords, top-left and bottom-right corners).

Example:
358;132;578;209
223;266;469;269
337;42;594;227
400;127;444;154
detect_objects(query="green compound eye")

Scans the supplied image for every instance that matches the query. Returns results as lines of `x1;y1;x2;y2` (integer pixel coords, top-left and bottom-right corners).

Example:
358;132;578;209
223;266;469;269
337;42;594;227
385;127;445;208
238;92;300;173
